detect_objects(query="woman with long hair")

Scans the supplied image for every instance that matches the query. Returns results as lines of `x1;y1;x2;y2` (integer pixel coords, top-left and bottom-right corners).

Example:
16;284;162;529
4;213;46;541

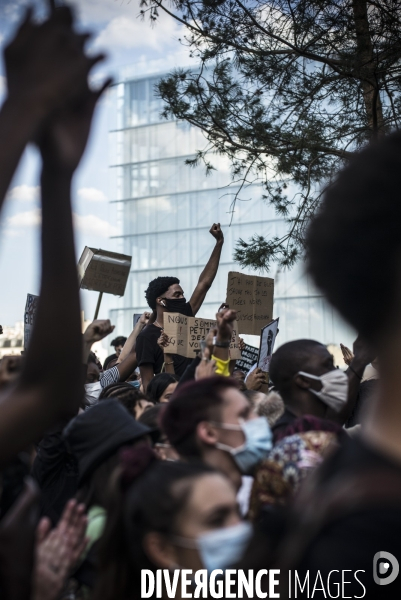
93;447;252;600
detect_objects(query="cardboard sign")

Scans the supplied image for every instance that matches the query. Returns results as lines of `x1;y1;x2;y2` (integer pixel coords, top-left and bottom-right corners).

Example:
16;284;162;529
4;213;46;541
162;313;241;360
226;271;274;335
235;344;259;374
24;293;39;350
78;247;132;297
258;318;279;373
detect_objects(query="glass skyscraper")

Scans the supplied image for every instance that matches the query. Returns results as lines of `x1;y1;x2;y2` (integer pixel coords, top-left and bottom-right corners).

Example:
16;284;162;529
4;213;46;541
108;69;354;348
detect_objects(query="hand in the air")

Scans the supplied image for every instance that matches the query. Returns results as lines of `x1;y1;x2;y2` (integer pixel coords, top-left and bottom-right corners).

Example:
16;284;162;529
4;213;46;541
209;223;224;243
340;343;354;366
215;308;237;344
5;7;98;118
139;312;152;326
84;319;115;345
196;347;217;380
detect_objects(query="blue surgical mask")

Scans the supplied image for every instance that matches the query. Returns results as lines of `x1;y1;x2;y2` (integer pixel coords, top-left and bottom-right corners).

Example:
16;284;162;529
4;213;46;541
214;417;272;474
173;522;253;572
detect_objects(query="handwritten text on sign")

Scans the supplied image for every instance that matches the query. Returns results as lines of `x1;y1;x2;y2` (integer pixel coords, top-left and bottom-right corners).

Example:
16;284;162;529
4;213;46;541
226;271;274;336
24;293;39;350
78;247;132;297
162;313;241;360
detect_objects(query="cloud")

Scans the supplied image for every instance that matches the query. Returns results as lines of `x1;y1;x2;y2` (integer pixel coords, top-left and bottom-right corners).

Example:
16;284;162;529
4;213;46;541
94;13;182;51
5;208;117;238
7;208;41;228
73;213;119;237
7;185;40;203
78;187;108;203
69;0;135;24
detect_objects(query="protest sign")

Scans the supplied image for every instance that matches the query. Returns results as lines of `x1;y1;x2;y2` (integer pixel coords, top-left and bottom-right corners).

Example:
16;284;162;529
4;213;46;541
24;293;39;350
226;271;274;335
78;247;132;297
235;344;259;374
133;314;142;328
162;313;241;359
258;318;279;373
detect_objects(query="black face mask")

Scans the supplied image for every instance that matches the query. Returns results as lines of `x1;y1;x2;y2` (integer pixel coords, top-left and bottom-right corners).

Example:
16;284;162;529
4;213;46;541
162;297;187;313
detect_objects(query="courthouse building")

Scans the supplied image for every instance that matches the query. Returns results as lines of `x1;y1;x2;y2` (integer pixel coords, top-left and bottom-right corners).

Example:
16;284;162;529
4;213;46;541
108;66;354;349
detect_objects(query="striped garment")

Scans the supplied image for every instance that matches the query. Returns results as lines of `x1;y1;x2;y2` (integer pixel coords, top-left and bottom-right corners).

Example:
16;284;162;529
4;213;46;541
99;365;120;389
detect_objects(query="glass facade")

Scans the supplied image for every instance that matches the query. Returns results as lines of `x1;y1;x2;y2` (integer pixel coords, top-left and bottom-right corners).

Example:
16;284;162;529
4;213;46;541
109;72;355;348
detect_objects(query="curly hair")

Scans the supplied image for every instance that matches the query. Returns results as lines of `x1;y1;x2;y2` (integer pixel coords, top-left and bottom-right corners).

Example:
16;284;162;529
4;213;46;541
145;276;180;310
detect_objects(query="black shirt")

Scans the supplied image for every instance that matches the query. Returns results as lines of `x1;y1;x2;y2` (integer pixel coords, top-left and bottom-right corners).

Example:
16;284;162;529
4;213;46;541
136;303;194;378
297;435;401;597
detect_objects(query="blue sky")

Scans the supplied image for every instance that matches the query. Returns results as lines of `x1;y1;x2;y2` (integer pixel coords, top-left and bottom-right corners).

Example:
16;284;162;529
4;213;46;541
0;0;191;327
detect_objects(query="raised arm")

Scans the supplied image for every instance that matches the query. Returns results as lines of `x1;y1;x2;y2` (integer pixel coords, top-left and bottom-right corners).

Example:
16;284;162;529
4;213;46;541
83;320;116;365
116;312;151;365
0;27;108;464
0;8;91;217
189;223;224;315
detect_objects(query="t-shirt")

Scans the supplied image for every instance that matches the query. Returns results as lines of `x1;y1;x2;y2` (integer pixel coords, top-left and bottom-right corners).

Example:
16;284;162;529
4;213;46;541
296;435;401;596
136;303;194;378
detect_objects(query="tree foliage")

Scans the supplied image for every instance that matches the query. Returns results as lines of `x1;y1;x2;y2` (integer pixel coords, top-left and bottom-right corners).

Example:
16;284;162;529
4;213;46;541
140;0;401;271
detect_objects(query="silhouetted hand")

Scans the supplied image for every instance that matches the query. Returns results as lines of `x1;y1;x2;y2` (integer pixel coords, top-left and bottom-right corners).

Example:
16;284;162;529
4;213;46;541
5;7;98;119
37;77;111;174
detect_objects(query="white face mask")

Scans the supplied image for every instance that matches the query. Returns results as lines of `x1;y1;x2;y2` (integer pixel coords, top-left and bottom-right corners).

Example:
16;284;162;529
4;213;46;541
84;381;102;408
297;369;349;412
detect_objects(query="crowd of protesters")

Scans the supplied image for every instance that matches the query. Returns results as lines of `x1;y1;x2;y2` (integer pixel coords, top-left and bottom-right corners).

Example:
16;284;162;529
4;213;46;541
0;5;400;600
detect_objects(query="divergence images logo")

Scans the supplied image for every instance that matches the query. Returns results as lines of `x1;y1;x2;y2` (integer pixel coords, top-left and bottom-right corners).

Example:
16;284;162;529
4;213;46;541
373;552;399;586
